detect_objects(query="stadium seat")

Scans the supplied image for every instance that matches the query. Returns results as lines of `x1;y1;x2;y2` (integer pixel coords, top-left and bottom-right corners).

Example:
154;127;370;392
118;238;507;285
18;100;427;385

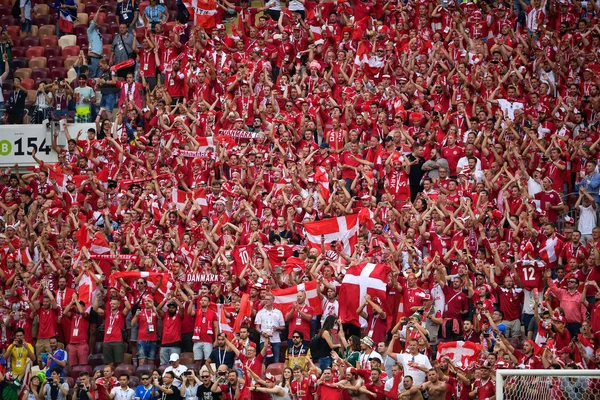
64;56;79;70
6;26;20;38
26;46;45;59
40;35;59;48
44;46;62;59
33;3;50;15
157;365;168;374
101;34;112;45
94;342;103;354
11;36;21;47
179;354;193;365
128;376;139;389
2;79;12;91
107;23;119;37
89;12;106;24
13;68;32;80
115;365;135;377
84;3;100;14
168;10;177;21
165;22;177;34
74;12;88;26
37;25;55;38
58;35;77;49
29;57;48;69
73;24;87;37
31;25;39;37
62;45;80;58
11;47;26;58
134;365;154;378
26;90;37;103
97;24;107;35
102;44;111;58
105;14;118;27
20;78;34;90
76;36;88;48
31;68;50;82
0;5;10;15
23;37;41;48
49;68;66;83
265;363;284;380
48;57;65;70
0;16;16;27
12;58;28;70
33;14;53;26
69;365;92;379
138;1;149;15
87;354;104;367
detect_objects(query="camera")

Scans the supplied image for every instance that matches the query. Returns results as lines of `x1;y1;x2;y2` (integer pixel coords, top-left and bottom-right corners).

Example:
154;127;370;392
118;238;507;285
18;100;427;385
183;371;192;376
218;371;226;376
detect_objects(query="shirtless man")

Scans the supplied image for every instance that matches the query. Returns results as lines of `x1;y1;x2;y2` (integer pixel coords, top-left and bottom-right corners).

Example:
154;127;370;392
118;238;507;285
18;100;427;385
398;376;422;399
335;368;376;399
419;370;447;400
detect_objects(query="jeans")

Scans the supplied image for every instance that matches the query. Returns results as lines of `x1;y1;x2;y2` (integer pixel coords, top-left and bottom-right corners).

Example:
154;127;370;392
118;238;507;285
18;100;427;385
100;93;117;113
160;346;181;366
319;356;332;371
260;341;281;366
89;57;101;79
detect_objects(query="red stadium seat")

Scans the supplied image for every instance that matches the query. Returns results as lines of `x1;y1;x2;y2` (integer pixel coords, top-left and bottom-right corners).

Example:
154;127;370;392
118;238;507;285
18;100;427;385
33;3;49;15
6;26;20;38
49;67;67;80
64;56;79;70
44;46;62;59
40;35;59;48
20;77;35;90
107;23;119;37
101;34;113;45
84;2;101;14
73;25;88;37
97;24;107;35
61;45;81;58
0;5;11;15
76;35;89;48
23;37;41;48
102;44;111;58
10;47;26;58
105;13;118;26
26;46;46;59
0;15;16;27
11;36;22;47
33;14;53;26
48;57;65;70
31;68;50;82
69;365;92;380
1;79;12;91
87;354;104;367
138;1;149;15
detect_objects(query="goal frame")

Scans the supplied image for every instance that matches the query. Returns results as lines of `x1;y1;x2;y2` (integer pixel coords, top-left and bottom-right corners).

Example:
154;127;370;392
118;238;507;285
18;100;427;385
496;369;600;400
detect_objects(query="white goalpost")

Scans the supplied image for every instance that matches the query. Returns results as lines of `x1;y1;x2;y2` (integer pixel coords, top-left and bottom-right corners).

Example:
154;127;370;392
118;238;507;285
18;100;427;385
496;369;600;400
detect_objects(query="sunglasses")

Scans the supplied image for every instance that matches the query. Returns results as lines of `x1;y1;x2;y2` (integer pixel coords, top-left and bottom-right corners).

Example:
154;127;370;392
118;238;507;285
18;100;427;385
292;336;301;339
201;376;210;378
141;377;150;380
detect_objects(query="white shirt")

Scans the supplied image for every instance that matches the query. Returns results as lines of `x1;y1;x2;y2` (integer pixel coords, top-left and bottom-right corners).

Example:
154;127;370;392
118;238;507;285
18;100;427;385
110;387;135;400
162;365;188;387
255;307;285;343
579;204;596;235
392;353;432;385
321;298;339;326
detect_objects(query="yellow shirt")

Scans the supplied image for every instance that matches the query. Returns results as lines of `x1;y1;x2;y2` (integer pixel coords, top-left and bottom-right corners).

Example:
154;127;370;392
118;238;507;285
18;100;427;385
10;343;34;374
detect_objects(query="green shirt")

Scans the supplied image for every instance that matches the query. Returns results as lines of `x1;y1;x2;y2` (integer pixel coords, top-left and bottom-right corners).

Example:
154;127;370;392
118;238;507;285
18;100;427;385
3;378;22;400
345;350;360;367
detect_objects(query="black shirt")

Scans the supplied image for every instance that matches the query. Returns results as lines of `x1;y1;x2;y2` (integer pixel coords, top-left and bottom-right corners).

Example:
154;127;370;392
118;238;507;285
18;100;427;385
197;383;221;400
406;153;425;187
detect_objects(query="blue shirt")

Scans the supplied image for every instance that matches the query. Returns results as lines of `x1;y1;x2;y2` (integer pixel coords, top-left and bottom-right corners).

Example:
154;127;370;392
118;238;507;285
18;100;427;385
45;348;68;378
144;4;166;23
87;21;104;55
135;385;154;400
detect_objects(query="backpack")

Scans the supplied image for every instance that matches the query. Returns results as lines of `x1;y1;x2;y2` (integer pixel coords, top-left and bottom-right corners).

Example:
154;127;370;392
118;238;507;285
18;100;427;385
12;0;29;20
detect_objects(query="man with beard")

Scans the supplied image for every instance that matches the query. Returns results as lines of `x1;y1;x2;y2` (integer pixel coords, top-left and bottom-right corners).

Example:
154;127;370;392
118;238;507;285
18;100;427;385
398;376;422;399
335;368;376;399
365;369;386;400
400;369;446;400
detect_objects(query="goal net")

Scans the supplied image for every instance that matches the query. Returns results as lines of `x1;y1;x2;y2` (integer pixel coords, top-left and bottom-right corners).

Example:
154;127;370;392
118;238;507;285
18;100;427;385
496;369;600;400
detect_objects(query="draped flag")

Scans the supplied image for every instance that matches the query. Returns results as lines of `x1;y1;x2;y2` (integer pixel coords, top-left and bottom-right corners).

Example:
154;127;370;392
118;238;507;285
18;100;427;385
437;341;483;369
77;271;97;310
182;0;217;29
304;214;359;255
110;271;174;303
338;263;390;328
272;281;323;315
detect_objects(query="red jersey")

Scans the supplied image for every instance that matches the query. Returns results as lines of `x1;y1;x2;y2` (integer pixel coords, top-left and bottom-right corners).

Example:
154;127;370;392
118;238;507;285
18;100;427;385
192;307;218;343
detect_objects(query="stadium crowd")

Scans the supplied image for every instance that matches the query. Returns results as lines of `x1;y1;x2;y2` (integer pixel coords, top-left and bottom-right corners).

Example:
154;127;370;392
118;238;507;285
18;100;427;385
0;0;599;398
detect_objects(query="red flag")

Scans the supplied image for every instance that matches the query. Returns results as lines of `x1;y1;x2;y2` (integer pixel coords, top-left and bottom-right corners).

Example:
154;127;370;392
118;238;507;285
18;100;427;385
78;271;97;310
58;10;74;33
313;166;330;200
272;281;323;315
110;271;173;303
218;304;235;340
171;188;189;210
437;341;483;369
234;293;252;332
76;225;89;250
304;214;359;255
338;263;390;328
89;231;110;255
182;0;217;29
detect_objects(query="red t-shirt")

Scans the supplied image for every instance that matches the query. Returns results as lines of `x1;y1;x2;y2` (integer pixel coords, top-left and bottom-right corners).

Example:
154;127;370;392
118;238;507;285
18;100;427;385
95;377;118;400
286;303;314;340
37;307;59;339
70;313;90;344
104;310;126;342
162;313;183;345
192;308;217;343
473;378;495;399
137;309;159;341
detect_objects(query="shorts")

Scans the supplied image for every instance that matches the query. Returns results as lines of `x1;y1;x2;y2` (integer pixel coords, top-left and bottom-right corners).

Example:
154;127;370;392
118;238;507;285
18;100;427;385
192;342;213;361
99;93;116;112
103;341;125;364
20;19;31;33
137;341;157;360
